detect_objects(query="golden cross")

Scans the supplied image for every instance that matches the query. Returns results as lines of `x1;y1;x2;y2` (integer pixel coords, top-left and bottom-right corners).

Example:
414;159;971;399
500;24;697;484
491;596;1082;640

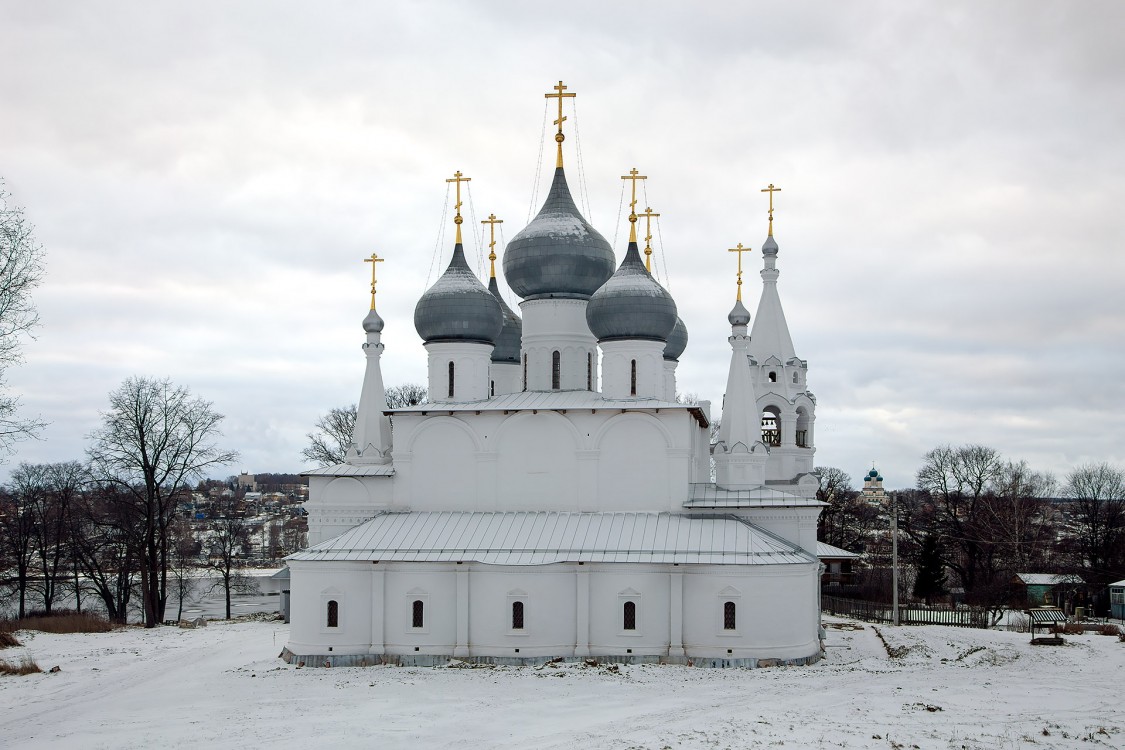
620;168;647;242
637;207;660;272
728;243;751;301
544;80;577;168
446;170;471;243
481;213;504;278
760;183;781;236
363;252;384;310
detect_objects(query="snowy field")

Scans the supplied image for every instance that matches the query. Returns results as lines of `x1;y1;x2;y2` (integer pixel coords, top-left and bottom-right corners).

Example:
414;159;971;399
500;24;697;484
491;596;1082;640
1;617;1122;749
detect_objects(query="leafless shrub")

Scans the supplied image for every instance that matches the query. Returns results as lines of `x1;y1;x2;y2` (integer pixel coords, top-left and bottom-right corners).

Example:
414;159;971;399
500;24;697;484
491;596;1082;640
3;612;112;634
0;632;21;648
0;656;42;675
1097;623;1120;636
1009;613;1030;633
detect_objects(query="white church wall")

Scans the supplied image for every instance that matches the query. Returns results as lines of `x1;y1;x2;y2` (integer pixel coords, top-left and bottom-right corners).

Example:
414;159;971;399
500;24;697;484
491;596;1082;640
399;416;480;510
468;567;577;658
495;411;581;510
382;567;458;656
520;299;598;391
586;567;671;655
681;564;819;661
425;341;493;403
286;561;373;657
594;413;673;511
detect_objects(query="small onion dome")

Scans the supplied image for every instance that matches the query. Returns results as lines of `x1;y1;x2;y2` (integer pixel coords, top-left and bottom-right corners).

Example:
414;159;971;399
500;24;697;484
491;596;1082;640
877;476;884;482
728;298;751;326
586;241;677;343
487;276;523;363
762;233;779;257
362;308;384;334
663;316;688;361
503;168;615;300
414;243;503;345
868;469;879;479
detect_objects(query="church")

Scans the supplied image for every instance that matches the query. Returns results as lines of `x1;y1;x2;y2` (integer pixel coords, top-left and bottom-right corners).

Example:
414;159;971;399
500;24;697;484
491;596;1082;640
283;83;825;668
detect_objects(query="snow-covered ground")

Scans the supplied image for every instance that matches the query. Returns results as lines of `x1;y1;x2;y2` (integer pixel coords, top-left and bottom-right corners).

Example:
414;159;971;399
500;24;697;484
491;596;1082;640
1;617;1121;749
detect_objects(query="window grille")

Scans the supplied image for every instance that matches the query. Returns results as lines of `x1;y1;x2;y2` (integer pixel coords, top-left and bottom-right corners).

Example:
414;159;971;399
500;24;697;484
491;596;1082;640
412;600;424;628
630;360;637;396
723;601;736;630
512;600;525;630
552;350;561;390
447;361;455;399
523;354;527;391
326;600;339;628
623;601;637;631
587;353;592;390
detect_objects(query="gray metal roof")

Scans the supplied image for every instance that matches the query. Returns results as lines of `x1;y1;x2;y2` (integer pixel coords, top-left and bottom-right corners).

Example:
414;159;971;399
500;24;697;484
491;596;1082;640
1014;573;1083;586
487;276;523;363
683;483;823;508
816;541;860;559
414;243;503;345
586;241;677;343
664;316;688;361
302;464;396;478
389;389;709;427
287;511;816;566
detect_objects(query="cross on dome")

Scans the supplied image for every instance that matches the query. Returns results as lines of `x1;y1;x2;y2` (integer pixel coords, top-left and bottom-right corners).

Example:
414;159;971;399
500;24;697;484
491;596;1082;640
728;242;751;301
761;183;782;236
481;213;504;278
446;170;471;243
637;207;660;271
363;252;384;310
544;81;577;168
620;168;647;243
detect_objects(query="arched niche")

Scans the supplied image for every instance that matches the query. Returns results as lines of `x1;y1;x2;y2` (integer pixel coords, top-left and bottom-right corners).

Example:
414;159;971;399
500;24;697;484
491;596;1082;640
495;411;580;509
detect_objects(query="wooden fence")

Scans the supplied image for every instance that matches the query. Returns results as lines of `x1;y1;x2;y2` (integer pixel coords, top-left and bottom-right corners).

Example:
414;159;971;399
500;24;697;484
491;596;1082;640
822;595;991;629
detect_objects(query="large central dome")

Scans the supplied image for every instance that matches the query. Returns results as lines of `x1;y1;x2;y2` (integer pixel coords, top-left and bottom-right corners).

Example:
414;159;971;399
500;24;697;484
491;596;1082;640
502;167;615;300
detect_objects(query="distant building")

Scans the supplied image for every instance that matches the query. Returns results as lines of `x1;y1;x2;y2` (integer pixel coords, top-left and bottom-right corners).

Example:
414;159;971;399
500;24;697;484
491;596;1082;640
237;473;257;492
1011;573;1085;610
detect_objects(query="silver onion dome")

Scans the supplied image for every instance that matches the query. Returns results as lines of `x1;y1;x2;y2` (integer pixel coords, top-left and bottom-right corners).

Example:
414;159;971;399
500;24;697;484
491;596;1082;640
487;276;523;363
362;307;384;334
414;243;503;345
728;299;751;326
663;316;688;361
503;168;615;300
586;241;677;343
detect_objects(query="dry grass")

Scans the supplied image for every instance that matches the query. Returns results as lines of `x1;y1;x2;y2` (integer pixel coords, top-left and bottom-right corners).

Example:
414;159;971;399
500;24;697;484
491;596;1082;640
0;632;22;649
1098;623;1121;636
0;656;42;676
0;612;113;635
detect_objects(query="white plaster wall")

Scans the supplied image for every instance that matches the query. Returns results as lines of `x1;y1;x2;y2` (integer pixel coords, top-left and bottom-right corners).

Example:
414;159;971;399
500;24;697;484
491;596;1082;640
425;341;493;403
495;412;580;510
520;299;598;391
599;340;665;399
587;567;671;654
595;414;672;510
286;561;373;656
681;565;819;660
382;566;458;655
489;361;521;397
663;360;678;401
406;418;480;510
468;567;577;658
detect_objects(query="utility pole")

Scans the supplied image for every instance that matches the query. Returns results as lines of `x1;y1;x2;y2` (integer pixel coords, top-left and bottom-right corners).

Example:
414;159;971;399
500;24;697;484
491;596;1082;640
891;490;900;626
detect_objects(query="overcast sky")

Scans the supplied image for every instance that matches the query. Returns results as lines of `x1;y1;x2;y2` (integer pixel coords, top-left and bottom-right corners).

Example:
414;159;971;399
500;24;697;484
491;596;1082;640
1;1;1122;489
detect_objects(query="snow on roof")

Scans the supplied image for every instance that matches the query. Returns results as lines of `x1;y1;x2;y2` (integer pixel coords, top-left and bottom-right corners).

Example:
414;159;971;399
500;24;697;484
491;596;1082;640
287;511;816;566
684;483;822;508
389;390;709;427
1013;573;1084;585
302;464;396;478
1110;579;1125;588
816;541;860;559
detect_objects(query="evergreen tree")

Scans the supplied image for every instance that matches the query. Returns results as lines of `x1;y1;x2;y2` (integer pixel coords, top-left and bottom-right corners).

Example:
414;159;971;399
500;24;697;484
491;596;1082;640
913;533;946;605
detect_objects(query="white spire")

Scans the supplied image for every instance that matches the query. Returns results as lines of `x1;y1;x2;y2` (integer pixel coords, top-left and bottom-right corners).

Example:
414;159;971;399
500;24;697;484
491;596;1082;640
748;234;797;363
349;309;393;464
714;300;768;489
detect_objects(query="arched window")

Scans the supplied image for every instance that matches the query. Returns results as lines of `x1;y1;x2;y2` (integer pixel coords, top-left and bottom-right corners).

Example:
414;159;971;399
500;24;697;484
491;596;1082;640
523;354;528;391
326;600;339;628
623;601;637;631
630;360;637;396
723;601;736;630
511;600;525;630
587;352;593;391
412;600;424;629
447;361;455;399
768;371;777;383
552;350;561;390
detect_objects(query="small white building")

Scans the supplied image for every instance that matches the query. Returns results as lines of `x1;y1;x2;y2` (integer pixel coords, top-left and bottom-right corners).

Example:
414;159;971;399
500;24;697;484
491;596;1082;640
284;88;824;668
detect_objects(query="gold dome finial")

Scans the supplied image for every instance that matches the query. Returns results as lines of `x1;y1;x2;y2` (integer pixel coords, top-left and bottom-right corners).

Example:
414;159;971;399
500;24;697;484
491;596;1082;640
545;81;576;168
481;213;504;278
728;243;751;301
620;167;647;244
363;252;384;310
637;206;660;272
445;170;471;244
761;183;782;236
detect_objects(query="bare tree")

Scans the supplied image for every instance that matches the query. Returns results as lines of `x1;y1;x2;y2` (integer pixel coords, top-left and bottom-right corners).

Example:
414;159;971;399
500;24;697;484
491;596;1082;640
302;384;428;467
203;501;253;620
815;467;879;553
0;486;36;617
10;461;86;614
68;483;137;624
1063;462;1125;613
86;377;238;627
301;404;356;467
168;516;200;622
0;182;47;455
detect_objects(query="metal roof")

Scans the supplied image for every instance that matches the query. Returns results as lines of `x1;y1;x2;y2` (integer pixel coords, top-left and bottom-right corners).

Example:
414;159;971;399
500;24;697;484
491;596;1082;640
816;541;860;559
1027;607;1067;624
683;483;822;508
287;511;815;566
302;464;396;478
1014;573;1083;586
390;390;708;427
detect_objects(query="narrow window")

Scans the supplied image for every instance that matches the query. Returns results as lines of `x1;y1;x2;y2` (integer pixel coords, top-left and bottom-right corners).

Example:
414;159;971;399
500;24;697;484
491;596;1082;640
630;360;637;396
512;600;525;630
326;600;339;628
552;350;561;390
792;372;799;384
412;600;424;628
768;371;777;383
623;601;637;631
490;379;495;397
523;354;528;391
447;361;455;399
587;352;593;390
723;601;736;630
